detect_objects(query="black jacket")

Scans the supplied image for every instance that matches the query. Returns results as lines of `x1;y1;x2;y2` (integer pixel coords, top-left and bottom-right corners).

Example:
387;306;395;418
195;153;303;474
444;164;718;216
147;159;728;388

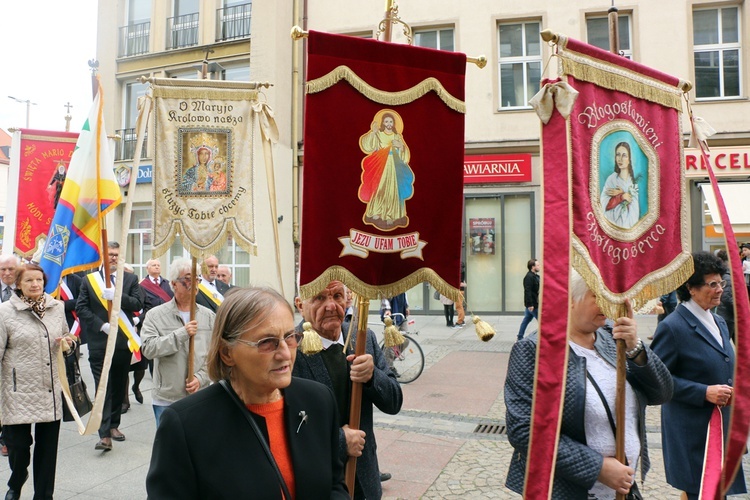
523;271;540;308
146;378;349;499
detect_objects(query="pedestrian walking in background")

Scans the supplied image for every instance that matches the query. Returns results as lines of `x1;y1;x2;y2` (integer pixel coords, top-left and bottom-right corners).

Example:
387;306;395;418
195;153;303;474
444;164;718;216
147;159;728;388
0;263;76;500
440;293;456;328
517;259;540;341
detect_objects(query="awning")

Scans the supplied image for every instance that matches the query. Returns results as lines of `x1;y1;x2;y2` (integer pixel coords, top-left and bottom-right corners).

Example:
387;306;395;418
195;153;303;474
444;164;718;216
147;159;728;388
699;182;750;234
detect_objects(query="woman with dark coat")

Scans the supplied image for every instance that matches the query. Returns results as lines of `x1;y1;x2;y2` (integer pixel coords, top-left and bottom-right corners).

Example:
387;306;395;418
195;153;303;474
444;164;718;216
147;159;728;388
650;252;746;498
505;269;672;498
146;287;348;499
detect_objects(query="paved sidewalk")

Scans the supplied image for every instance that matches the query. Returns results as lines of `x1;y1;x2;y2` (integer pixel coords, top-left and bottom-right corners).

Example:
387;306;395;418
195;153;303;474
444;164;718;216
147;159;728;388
0;312;747;498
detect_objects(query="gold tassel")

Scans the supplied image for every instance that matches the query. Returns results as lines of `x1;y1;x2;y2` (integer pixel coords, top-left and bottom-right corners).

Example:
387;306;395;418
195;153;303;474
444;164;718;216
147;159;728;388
473;316;495;342
299;322;323;355
383;317;405;348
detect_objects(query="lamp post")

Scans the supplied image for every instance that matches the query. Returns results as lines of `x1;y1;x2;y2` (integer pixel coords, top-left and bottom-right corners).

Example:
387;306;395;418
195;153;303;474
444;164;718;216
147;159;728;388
7;96;37;128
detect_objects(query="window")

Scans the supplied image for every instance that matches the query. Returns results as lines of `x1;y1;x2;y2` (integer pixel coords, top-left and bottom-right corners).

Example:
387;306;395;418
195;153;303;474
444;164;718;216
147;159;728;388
414;27;454;51
115;82;149;161
119;0;151;57
167;0;199;49
693;7;741;99
497;21;541;109
221;63;250;82
586;14;632;59
216;1;251;42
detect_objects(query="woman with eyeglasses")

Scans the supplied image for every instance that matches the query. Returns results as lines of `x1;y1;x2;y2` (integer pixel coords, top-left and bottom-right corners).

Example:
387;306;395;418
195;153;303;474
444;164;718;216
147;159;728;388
140;258;215;425
146;286;348;499
650;251;746;498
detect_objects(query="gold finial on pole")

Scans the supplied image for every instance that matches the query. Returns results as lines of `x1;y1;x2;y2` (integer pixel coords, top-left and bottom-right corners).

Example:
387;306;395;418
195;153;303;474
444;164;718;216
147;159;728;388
540;29;559;44
291;25;308;40
467;56;487;69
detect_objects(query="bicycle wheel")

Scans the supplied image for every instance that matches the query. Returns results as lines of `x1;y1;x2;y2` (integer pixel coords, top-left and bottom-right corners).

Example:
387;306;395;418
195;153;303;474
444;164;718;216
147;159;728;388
379;334;425;384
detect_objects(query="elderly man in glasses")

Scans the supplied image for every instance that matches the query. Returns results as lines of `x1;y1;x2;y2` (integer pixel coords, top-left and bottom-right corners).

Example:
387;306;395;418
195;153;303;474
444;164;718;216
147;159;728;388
140;258;216;425
294;280;403;499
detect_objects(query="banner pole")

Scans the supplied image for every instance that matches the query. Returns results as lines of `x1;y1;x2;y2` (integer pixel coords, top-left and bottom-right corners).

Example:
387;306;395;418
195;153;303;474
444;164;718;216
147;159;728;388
607;6;628;499
188;256;197;380
345;295;369;496
382;0;394;42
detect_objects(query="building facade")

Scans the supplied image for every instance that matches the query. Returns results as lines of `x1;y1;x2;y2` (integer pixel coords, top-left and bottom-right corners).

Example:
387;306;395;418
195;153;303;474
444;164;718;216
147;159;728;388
97;0;750;313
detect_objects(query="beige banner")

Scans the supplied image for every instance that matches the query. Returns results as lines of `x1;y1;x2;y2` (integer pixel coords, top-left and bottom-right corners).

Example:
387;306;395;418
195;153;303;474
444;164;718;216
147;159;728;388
151;83;266;258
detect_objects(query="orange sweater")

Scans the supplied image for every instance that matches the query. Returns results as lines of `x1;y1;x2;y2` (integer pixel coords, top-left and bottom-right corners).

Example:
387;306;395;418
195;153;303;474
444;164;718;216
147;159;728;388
248;398;296;499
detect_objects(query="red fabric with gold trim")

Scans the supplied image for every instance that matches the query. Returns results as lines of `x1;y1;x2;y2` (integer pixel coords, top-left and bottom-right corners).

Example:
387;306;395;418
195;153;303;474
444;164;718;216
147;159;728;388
299;31;466;299
13;129;78;258
527;36;693;497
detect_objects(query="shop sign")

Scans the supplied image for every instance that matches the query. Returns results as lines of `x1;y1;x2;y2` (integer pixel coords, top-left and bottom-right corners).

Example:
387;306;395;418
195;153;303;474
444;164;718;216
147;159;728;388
685;147;750;178
112;164;153;186
463;154;532;184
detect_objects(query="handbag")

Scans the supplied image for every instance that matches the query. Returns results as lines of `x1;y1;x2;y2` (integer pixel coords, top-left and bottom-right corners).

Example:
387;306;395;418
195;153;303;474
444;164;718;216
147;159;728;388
62;355;93;422
586;372;643;500
433;289;440;300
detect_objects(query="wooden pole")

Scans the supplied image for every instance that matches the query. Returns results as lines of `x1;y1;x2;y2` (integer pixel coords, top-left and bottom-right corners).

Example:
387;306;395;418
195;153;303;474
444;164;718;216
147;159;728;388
344;296;369;497
608;6;627;499
187;256;197;381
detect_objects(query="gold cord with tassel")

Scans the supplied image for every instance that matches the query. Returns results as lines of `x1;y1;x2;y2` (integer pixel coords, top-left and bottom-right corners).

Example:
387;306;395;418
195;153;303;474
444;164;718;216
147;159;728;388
382;316;406;348
299;322;323;355
472;315;495;342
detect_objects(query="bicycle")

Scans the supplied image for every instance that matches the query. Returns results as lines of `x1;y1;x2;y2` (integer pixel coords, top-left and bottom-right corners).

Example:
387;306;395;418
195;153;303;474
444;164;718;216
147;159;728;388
376;313;425;384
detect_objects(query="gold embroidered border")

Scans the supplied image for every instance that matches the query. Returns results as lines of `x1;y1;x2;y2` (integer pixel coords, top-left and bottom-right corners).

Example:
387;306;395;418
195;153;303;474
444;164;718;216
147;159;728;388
306;65;466;114
152;86;258;101
557;38;684;111
299;265;463;303
572;241;694;320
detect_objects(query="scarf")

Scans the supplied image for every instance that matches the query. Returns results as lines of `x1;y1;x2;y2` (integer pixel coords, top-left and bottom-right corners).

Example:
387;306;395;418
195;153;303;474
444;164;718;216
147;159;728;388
21;294;46;319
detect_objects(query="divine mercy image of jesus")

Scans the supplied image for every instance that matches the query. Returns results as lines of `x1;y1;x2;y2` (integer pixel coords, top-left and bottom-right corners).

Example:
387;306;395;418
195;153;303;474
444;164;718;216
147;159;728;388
358;109;415;231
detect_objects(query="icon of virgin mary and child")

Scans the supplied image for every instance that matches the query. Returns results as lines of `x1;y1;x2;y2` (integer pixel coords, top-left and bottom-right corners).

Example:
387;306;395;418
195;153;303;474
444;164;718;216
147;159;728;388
180;132;228;194
358;109;415;231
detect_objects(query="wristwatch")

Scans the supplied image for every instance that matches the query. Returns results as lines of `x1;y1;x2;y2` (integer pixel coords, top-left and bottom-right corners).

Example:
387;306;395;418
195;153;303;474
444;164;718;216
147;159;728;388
625;338;644;359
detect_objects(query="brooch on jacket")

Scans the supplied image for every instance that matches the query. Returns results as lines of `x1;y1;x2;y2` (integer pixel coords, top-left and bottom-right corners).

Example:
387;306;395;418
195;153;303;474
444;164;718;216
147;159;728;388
296;410;308;434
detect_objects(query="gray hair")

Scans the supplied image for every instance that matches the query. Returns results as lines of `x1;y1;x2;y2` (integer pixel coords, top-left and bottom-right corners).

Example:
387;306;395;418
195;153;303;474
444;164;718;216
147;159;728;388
146;258;161;268
207;287;293;381
570;269;591;304
168;258;193;283
0;255;20;267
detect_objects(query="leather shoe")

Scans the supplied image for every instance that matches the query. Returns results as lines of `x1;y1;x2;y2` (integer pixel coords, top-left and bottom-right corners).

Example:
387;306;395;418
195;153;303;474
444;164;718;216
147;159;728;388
133;386;144;404
110;429;126;442
121;402;130;414
95;438;112;451
380;472;392;482
0;446;7;457
5;489;20;500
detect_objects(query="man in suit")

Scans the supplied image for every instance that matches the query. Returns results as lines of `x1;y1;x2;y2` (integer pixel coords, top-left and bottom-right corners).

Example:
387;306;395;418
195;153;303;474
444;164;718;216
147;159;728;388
195;255;229;312
76;242;144;452
0;254;19;303
294;280;402;499
517;258;540;341
216;265;234;288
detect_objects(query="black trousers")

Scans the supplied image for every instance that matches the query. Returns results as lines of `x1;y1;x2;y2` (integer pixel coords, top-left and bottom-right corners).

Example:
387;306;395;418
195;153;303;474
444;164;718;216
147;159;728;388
89;347;132;438
443;304;455;326
4;420;61;499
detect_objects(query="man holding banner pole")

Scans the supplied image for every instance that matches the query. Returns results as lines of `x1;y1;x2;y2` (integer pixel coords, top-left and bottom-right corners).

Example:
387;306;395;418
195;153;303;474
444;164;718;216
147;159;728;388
76;242;144;451
294;281;402;499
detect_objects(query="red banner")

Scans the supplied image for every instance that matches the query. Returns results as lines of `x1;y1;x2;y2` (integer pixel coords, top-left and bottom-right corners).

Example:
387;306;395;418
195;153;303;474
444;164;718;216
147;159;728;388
299;31;466;300
13;129;78;257
528;36;693;497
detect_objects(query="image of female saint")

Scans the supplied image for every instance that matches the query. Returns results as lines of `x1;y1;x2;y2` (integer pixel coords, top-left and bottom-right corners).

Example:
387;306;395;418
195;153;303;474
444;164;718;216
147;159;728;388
358;110;414;231
600;141;640;229
47;162;67;208
181;146;213;193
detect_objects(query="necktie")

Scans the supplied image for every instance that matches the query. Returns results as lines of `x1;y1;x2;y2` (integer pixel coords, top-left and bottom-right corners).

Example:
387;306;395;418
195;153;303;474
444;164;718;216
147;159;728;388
1;286;10;302
153;278;159;285
111;274;116;285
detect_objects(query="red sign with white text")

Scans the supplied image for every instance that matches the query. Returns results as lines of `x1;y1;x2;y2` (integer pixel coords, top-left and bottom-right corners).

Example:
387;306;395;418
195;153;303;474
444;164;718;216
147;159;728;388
463;154;532;184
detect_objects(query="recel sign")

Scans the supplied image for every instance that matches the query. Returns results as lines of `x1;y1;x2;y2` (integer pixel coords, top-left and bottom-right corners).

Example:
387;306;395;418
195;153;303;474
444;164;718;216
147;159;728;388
463;154;532;183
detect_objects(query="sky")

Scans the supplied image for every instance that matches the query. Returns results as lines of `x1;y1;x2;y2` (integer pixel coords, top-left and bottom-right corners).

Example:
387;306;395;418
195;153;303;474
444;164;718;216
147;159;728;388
1;1;99;133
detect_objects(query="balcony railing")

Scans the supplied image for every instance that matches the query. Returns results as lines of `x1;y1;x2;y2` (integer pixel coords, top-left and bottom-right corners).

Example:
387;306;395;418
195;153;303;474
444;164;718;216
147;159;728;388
118;21;151;57
115;128;148;161
166;12;199;50
216;2;251;42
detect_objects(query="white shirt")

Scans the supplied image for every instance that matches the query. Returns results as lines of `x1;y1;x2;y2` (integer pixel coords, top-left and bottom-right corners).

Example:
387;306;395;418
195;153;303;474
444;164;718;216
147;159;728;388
683;299;723;348
321;332;345;350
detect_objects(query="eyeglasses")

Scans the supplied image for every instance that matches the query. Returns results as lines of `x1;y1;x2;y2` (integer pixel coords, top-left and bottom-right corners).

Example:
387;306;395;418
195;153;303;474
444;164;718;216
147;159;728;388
177;276;197;286
235;332;303;353
703;280;727;290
